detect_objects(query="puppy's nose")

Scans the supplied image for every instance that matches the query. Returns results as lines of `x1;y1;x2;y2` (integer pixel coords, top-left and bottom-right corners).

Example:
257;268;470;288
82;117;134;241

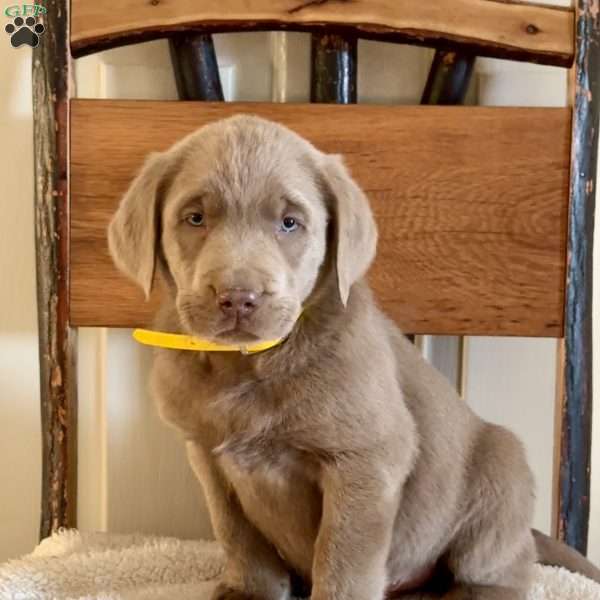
217;289;261;318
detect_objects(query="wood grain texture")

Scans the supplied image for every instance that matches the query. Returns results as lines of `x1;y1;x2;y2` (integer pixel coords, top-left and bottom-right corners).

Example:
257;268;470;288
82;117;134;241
70;100;571;336
419;46;475;376
70;0;574;67
557;0;599;556
33;0;77;538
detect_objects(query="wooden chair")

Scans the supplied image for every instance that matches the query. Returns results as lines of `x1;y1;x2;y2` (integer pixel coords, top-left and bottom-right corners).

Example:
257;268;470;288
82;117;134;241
33;0;598;556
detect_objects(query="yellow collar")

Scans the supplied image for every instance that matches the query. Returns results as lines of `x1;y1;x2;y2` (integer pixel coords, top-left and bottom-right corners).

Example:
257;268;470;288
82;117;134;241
132;328;285;355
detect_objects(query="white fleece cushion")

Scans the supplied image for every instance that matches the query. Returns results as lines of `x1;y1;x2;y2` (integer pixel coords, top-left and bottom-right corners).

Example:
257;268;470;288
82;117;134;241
0;530;599;600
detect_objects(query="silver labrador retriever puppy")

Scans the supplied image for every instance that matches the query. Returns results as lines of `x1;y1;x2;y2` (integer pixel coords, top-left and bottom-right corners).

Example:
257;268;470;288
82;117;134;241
108;115;598;600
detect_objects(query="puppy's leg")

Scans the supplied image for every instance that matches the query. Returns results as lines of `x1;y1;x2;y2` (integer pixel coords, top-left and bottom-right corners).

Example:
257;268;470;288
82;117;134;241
310;454;411;600
186;440;291;600
444;424;535;600
442;550;532;600
445;524;534;600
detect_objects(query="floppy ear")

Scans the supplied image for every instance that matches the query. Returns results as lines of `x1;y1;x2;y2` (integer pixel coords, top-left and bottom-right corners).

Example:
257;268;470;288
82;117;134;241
321;155;378;306
107;152;171;299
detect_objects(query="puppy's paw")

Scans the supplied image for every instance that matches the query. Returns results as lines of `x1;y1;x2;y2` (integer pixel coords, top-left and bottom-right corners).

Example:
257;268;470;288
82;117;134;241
211;582;261;600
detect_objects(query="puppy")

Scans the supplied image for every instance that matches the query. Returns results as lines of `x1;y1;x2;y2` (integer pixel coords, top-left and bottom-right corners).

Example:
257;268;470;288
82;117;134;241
108;115;598;600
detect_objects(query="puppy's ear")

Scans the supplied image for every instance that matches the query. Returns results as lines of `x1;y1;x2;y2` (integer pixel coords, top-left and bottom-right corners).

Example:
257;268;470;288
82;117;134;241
108;152;172;299
321;155;378;306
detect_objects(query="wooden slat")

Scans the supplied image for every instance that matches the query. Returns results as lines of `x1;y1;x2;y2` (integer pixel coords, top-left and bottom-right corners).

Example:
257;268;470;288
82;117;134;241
311;33;357;104
556;0;599;556
419;48;476;376
70;100;571;336
70;0;574;67
421;50;476;105
34;0;77;538
168;34;224;101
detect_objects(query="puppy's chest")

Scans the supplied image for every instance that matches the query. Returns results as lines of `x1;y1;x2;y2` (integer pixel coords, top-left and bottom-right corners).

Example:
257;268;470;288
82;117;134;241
218;443;317;489
218;444;322;571
207;378;310;460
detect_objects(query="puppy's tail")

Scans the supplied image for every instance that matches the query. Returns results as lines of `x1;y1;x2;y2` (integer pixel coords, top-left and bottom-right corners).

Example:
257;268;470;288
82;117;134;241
533;528;600;584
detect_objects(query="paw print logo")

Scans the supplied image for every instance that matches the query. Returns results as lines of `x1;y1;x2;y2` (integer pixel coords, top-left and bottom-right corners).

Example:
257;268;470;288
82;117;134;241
5;16;45;48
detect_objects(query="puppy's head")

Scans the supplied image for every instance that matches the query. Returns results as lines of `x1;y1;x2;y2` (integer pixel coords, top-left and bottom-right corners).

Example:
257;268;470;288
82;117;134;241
108;115;377;345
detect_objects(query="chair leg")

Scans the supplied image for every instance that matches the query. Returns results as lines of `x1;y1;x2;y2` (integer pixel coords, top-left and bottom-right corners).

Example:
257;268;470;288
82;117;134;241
33;0;78;539
555;0;599;556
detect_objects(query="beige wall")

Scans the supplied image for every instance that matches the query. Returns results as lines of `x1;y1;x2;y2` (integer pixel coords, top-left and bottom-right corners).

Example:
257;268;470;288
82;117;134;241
1;22;599;570
0;42;41;562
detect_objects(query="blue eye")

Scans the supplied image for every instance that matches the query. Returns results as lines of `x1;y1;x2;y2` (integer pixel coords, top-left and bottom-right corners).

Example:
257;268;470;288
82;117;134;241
185;213;204;227
281;216;299;233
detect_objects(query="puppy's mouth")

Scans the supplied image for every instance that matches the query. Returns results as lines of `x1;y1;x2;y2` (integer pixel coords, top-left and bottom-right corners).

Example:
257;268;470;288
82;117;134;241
177;294;300;346
214;327;261;344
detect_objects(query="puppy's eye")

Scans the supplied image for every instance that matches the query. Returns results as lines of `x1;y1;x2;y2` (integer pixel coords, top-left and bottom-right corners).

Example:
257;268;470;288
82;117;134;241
281;216;299;233
185;213;204;227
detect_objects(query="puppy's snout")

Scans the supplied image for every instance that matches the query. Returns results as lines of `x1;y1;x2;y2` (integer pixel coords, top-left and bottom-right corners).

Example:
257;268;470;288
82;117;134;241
217;289;262;318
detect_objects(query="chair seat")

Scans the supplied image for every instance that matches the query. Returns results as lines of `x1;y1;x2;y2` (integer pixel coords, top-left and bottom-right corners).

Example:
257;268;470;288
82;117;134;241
1;529;599;599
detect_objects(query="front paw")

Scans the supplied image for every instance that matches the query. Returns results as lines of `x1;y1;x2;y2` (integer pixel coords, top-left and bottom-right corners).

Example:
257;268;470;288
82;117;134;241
211;582;261;600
